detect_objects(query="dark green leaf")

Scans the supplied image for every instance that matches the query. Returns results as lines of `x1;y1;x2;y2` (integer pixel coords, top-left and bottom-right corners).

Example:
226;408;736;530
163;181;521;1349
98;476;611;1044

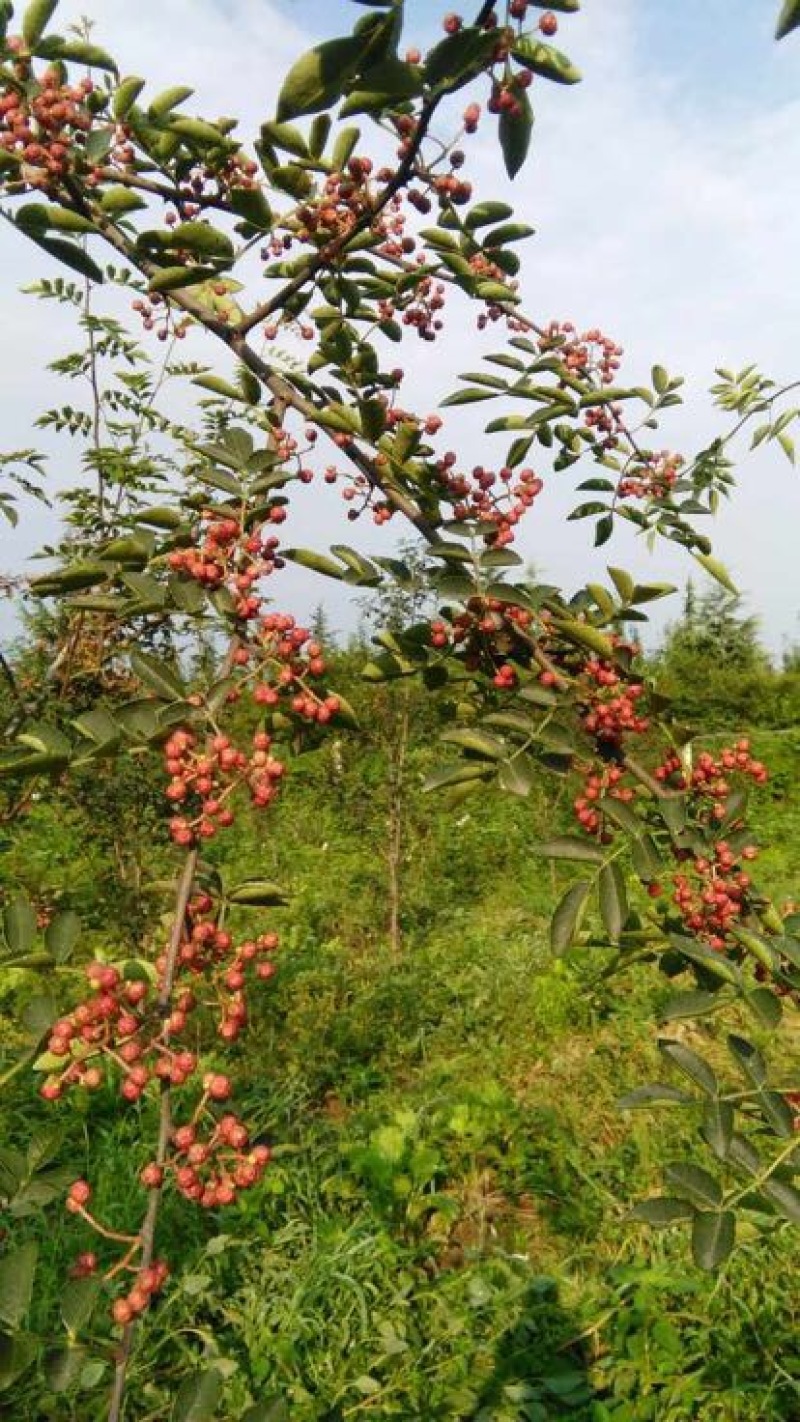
658;1040;718;1097
664;1162;723;1209
3;892;36;957
776;0;800;39
598;861;627;942
550;880;592;955
702;1100;734;1159
498;88;534;179
129;651;186;702
44;910;80;964
0;1243;37;1328
691;1210;735;1270
172;1367;223;1422
511;37;581;84
630;1196;694;1228
617;1084;693;1109
61;1277;101;1336
534;836;605;865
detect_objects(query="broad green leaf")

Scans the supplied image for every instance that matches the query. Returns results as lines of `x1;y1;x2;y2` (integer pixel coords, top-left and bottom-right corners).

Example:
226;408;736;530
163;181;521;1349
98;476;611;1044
691;1209;735;1270
727;1034;766;1088
760;1176;800;1224
701;1100;734;1159
440;727;508;760
550;879;591;955
660;990;728;1022
113;76;145;119
148;85;194;118
61;1277;101;1337
227;880;289;907
776;0;800;39
283;548;346;580
130;651;186;702
0;1332;37;1392
465;201;514;231
44;909;80;964
598;861;627;942
511;37;582;84
534;836;605;865
422;762;492;792
3;892;37;957
36;37;117;71
16;229;105;283
658;1040;718;1097
277;35;366;120
22;0;58;46
0;1243;37;1328
172;1366;223;1422
630;1197;694;1227
499;88;534;180
664;1162;722;1210
693;552;738;595
424;26;497;87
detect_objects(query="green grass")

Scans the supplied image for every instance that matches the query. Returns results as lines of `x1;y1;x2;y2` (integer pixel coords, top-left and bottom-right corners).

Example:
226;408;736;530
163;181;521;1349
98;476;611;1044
4;723;800;1419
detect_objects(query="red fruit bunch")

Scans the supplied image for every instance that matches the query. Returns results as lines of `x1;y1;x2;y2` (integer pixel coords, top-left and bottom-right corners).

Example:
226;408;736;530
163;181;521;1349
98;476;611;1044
168;1114;271;1207
254;613;341;725
168;511;283;616
433;452;544;545
430;595;535;687
165;727;286;845
0;61;94;190
671;839;759;950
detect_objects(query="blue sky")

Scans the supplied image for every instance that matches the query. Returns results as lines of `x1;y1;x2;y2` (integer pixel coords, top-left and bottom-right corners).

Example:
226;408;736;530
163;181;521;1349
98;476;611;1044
2;1;800;650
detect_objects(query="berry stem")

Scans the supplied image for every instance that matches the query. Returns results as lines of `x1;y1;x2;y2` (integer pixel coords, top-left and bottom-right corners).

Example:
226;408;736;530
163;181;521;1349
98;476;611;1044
107;844;198;1422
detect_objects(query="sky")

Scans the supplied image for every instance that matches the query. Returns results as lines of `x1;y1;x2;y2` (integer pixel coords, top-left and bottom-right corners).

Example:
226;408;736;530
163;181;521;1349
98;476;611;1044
2;0;800;651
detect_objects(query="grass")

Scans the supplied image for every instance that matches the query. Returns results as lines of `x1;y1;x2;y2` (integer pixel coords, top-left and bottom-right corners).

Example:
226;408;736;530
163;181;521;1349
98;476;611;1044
4;717;800;1418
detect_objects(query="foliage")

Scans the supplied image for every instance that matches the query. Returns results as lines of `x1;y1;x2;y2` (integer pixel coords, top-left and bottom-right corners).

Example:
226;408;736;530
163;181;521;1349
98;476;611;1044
1;0;800;1417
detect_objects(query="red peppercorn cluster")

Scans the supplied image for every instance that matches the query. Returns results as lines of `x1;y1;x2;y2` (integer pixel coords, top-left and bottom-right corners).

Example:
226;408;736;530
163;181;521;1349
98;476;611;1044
42;964;158;1102
573;764;636;837
130;292;192;342
0;62;94;189
618;450;683;500
579;660;649;743
254;614;342;725
167;1115;271;1208
110;1259;170;1327
654;740;768;808
671;840;759;950
167;511;283;614
429;595;534;686
434;453;544;545
165;727;285;845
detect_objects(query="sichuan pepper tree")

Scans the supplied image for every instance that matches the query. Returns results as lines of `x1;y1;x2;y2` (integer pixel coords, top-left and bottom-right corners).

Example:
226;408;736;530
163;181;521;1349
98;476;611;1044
2;0;800;1414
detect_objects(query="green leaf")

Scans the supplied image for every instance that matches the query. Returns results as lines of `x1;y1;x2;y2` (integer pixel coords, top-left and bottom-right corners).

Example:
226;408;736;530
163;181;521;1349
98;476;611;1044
651;364;669;394
618;1084;693;1109
511;37;582;84
129;651;187;702
283;548;346;580
693;552;738;595
550;879;591;955
149;265;218;294
113;76;145;120
61;1277;101;1336
598;861;627;942
630;1197;694;1228
0;1332;38;1392
227;880;289;907
0;1243;37;1328
534;836;605;865
2;892;36;957
498;88;534;180
22;0;58;46
440;727;508;760
701;1099;734;1159
148;85;194;118
424;26;497;86
16;228;105;283
172;1367;223;1422
760;1175;800;1224
727;1034;766;1088
36;37;117;71
691;1210;735;1271
664;1162;722;1210
45;1344;86;1394
277;35;367;120
44;909;80;964
465;201;514;231
422;762;493;792
660;990;727;1022
776;0;800;39
99;186;147;216
167;222;234;261
658;1040;718;1097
